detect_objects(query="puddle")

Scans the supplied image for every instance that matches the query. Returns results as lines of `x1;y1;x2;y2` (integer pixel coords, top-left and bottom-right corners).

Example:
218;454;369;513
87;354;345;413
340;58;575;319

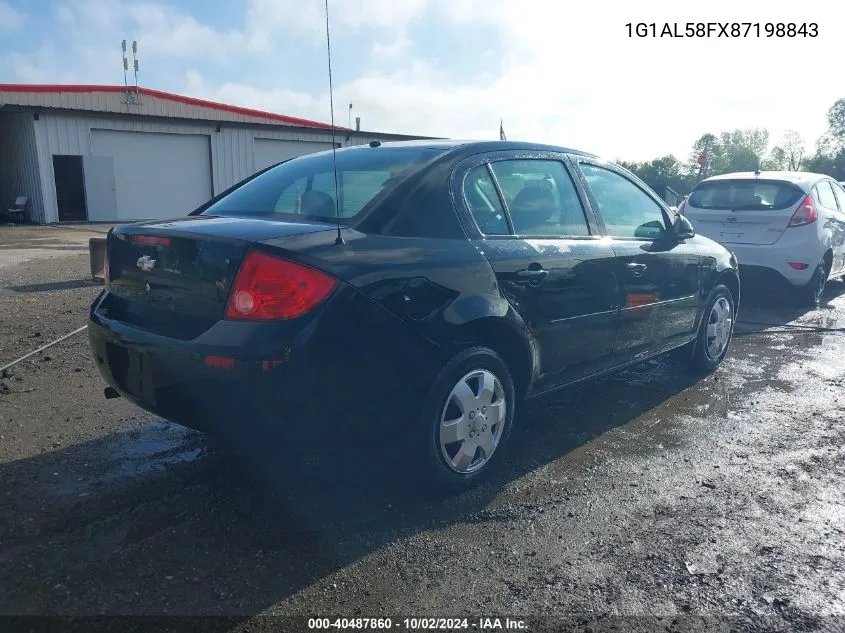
53;422;207;496
103;422;204;481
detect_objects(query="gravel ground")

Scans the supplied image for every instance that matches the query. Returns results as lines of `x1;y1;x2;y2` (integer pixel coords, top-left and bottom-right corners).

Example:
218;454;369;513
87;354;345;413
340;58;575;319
1;226;844;633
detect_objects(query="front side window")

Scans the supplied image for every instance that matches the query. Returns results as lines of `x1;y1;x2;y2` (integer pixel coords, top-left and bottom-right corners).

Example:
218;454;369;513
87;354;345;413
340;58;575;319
579;164;666;239
204;147;444;222
489;159;590;237
816;181;838;210
831;181;845;211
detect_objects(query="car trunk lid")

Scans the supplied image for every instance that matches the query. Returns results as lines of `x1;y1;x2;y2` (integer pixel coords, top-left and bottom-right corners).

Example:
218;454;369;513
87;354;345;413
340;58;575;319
104;216;336;337
684;179;806;245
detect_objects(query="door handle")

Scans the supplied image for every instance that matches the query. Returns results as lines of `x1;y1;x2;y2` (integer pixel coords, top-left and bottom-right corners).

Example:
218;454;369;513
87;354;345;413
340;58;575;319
515;267;550;285
627;262;647;276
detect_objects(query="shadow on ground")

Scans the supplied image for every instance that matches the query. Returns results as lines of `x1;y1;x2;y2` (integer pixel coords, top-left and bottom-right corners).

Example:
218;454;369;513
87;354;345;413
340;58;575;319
735;275;845;336
0;353;702;617
7;279;100;293
2;273;841;620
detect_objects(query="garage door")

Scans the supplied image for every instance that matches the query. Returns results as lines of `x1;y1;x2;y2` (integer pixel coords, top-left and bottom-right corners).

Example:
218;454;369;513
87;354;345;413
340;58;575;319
91;130;213;221
253;138;335;173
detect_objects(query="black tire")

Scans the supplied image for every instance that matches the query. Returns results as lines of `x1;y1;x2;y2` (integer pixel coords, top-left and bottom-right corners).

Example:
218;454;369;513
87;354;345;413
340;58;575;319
417;346;515;492
799;261;826;308
683;284;735;374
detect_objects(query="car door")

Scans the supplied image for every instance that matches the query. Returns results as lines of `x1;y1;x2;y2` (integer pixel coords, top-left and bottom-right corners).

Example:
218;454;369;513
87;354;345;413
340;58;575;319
822;180;845;275
453;152;621;394
573;160;701;360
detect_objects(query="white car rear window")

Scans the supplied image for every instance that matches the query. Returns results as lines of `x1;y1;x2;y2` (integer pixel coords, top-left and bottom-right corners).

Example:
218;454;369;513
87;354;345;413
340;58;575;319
688;180;803;211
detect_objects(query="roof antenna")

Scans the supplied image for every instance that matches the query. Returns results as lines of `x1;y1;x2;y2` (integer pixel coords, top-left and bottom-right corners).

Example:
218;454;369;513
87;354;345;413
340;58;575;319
324;0;344;246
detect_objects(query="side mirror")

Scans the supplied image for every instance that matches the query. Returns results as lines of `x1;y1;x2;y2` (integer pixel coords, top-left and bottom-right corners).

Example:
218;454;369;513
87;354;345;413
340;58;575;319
673;215;695;240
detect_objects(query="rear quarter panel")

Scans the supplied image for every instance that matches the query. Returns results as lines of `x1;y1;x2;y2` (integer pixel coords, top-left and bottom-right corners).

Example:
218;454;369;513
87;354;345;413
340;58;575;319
260;229;535;382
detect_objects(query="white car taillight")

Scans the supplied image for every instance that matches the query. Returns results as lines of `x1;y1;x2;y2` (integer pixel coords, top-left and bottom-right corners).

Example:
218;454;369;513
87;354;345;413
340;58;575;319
788;195;818;227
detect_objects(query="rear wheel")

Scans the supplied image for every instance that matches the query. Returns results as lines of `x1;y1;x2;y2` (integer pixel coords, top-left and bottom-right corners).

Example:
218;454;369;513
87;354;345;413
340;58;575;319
683;284;735;373
800;261;826;308
419;347;515;491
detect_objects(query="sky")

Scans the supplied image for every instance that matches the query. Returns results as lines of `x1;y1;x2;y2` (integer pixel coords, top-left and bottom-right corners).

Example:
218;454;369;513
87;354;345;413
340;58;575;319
0;0;842;162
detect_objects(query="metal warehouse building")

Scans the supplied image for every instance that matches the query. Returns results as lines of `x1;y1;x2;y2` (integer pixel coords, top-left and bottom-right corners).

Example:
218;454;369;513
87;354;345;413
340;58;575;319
0;84;426;224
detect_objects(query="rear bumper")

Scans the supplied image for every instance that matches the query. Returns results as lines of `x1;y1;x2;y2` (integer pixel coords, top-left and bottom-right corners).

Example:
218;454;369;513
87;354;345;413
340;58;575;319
88;287;442;437
88;304;319;433
726;230;826;287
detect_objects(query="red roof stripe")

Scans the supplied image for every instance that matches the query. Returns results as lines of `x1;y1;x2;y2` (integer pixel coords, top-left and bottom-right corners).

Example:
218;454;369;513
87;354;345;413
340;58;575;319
0;83;347;130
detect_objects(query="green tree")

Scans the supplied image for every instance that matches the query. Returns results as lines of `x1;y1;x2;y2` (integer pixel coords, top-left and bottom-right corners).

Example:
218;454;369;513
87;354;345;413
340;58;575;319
768;130;805;171
802;98;845;179
826;98;845;148
720;128;769;172
687;133;724;180
804;148;845;180
618;155;692;197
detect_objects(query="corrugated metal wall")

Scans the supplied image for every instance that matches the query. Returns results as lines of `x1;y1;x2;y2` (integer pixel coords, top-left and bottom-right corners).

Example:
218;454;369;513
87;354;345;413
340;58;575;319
0;111;45;223
32;111;400;223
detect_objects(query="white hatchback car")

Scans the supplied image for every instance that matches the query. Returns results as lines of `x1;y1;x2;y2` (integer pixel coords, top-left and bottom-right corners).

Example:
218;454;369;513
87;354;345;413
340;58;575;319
680;172;845;306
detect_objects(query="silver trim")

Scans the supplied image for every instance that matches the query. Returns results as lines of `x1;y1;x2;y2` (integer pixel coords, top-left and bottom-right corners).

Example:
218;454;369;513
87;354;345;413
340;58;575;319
550;309;617;324
619;294;696;312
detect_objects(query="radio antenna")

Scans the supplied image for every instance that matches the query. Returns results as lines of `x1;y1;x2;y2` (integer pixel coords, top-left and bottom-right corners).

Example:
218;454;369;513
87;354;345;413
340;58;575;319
324;0;344;246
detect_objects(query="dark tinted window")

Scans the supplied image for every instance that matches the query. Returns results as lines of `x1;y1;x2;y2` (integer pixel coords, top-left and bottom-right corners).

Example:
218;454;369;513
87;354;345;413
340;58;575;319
204;147;443;222
816;181;838;210
689;180;803;210
463;165;509;235
490;159;590;236
580;164;666;239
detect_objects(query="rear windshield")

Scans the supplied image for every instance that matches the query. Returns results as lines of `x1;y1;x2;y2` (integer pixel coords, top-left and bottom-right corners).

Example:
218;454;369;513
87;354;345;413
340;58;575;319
688;180;804;211
203;146;443;222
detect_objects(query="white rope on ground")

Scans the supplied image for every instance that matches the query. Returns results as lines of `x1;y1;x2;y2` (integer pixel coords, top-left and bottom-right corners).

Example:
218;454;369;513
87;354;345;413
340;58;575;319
0;325;88;374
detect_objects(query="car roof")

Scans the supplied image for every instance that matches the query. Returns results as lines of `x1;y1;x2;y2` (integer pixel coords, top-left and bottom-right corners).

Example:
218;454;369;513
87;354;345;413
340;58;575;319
337;139;598;159
698;171;830;188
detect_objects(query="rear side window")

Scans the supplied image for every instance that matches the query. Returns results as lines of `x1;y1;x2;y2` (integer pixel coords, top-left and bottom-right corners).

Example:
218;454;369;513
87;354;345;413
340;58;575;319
815;181;838;210
463;166;509;235
688;180;803;211
489;159;590;237
204;147;443;222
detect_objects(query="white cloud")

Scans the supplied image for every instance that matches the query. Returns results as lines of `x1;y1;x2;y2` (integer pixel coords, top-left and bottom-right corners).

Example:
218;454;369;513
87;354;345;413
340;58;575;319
370;38;412;60
0;1;24;29
125;3;246;63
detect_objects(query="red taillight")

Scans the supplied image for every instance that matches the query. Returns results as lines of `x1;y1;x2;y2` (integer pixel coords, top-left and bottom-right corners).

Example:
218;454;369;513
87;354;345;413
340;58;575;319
131;235;172;246
788;262;809;270
204;355;236;370
225;251;337;321
788;195;818;227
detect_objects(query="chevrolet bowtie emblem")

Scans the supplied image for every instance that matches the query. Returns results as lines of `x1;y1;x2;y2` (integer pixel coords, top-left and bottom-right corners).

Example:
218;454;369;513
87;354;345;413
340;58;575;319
136;255;157;272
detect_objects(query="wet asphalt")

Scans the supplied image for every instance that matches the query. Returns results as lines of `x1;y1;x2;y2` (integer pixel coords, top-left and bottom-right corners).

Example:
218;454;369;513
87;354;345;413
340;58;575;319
0;227;844;632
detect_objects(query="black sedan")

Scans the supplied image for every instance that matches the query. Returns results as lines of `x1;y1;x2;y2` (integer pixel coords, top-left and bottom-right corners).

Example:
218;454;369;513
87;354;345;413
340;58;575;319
88;140;739;488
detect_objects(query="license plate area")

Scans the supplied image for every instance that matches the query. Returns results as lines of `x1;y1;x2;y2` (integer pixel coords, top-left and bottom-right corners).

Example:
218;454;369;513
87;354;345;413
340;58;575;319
105;343;157;405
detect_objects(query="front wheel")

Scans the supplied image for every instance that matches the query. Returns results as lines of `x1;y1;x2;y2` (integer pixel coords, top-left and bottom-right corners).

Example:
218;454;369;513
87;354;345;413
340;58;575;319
419;346;515;491
683;284;735;373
